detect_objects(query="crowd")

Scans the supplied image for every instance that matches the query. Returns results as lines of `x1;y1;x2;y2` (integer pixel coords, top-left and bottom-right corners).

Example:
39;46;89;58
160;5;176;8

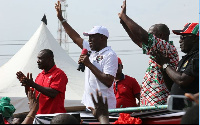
0;0;199;124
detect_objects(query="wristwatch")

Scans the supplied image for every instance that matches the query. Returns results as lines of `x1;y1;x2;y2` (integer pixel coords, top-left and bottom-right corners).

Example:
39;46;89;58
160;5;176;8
163;63;170;71
61;19;67;23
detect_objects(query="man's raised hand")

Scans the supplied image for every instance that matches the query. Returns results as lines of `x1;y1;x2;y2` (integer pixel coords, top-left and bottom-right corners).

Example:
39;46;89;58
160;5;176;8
88;89;109;124
118;0;126;19
55;1;64;21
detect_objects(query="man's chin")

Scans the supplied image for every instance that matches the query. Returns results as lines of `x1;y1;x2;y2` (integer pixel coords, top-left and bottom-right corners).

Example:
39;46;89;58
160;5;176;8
90;47;95;51
180;48;186;53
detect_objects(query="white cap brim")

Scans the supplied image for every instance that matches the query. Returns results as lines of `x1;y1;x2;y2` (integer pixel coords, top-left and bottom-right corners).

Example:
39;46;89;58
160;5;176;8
83;32;89;36
83;32;95;36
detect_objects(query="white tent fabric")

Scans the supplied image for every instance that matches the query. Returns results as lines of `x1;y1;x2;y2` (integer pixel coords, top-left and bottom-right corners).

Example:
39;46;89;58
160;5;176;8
0;23;85;114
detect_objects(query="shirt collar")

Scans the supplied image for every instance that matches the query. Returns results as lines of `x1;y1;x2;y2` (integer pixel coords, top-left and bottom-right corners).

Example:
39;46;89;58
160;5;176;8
115;73;125;83
42;65;57;74
120;73;125;81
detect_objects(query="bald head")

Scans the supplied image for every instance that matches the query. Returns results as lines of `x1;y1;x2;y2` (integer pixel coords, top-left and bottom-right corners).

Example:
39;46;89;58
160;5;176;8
40;49;54;59
148;24;170;41
50;114;79;124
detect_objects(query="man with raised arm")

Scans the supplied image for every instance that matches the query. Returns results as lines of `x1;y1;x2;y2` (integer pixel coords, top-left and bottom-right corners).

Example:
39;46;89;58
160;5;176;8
55;1;118;109
118;0;179;106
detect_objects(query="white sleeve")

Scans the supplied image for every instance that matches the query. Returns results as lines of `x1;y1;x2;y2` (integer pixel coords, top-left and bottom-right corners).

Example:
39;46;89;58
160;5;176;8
103;52;118;77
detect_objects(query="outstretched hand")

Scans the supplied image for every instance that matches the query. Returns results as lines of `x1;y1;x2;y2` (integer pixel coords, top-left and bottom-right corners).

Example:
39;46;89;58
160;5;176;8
150;49;170;69
118;0;126;19
16;71;34;87
16;71;26;82
88;89;109;124
55;0;64;21
21;89;40;124
16;71;32;95
28;89;40;113
185;93;199;105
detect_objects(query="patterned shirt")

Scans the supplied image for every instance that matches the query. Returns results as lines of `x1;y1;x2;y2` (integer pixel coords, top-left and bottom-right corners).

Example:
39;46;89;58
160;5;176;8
140;34;179;106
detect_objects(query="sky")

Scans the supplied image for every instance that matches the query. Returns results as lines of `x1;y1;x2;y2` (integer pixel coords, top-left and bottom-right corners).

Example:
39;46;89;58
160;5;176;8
0;0;199;84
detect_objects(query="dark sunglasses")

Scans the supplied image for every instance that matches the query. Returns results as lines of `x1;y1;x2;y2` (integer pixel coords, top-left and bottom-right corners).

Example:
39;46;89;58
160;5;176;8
180;34;195;40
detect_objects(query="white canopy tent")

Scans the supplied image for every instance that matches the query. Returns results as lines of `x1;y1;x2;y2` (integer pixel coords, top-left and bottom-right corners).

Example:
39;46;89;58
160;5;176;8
0;23;85;114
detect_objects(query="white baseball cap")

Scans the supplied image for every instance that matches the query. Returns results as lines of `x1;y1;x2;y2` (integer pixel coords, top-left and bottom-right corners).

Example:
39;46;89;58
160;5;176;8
83;26;109;38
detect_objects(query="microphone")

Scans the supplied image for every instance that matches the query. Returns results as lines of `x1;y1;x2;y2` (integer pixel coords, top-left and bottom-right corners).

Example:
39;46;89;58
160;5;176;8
77;48;90;72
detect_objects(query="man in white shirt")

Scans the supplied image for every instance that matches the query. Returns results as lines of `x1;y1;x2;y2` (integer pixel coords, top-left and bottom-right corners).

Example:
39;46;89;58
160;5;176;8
55;1;118;109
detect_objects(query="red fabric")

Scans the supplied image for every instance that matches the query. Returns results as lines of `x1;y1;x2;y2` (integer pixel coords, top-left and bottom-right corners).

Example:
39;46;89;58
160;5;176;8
35;65;68;114
113;113;142;124
113;75;141;108
4;118;9;124
118;57;122;65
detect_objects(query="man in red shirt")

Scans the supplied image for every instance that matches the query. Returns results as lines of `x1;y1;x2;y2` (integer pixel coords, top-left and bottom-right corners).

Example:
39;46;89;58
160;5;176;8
16;49;68;114
113;57;141;108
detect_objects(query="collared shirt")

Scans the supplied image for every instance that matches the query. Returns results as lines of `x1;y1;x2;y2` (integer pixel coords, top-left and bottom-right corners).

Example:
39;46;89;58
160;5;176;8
82;40;118;109
35;65;68;114
113;73;141;108
141;34;179;106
